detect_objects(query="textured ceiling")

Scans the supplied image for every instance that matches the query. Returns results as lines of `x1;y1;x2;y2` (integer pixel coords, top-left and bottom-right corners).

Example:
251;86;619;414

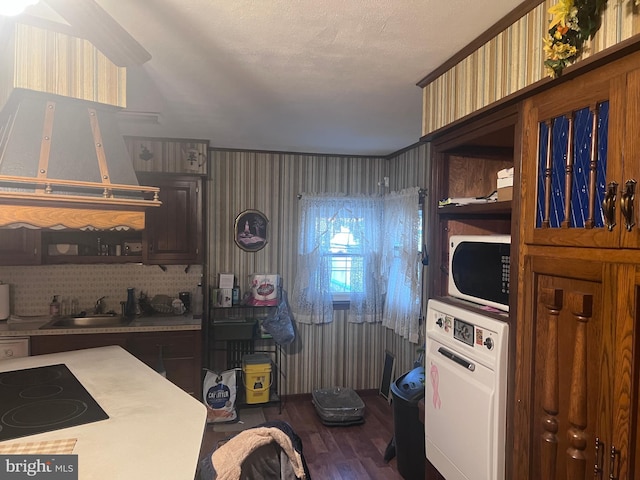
25;0;525;156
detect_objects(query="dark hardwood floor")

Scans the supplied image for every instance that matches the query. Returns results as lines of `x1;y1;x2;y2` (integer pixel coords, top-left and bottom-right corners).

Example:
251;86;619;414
199;391;409;479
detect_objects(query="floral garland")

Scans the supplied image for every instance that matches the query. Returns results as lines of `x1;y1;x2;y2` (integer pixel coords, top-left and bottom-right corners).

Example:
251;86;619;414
543;0;639;78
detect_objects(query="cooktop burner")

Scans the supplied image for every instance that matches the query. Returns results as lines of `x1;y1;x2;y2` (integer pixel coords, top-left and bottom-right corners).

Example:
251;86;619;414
0;364;108;442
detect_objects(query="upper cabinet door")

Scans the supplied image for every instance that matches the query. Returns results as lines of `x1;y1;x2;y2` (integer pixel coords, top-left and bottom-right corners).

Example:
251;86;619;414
0;228;41;265
521;53;640;249
138;174;203;265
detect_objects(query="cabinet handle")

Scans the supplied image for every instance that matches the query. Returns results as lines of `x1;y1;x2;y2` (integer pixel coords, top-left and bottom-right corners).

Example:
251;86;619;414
620;179;637;232
603;182;618;231
609;445;620;480
594;437;604;479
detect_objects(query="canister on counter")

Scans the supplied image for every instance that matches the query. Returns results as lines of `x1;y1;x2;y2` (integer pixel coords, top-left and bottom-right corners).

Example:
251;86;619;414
232;287;240;305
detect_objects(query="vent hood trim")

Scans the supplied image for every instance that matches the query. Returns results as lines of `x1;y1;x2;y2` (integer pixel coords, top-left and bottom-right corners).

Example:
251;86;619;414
0;204;147;230
0;92;162;231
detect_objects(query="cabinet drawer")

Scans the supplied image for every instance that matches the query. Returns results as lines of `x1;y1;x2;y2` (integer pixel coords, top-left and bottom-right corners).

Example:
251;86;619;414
127;332;199;358
0;337;29;359
30;333;128;355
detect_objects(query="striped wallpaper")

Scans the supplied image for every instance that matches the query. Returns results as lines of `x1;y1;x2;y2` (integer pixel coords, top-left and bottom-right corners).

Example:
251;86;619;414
0;23;126;111
207;143;430;394
422;0;640;135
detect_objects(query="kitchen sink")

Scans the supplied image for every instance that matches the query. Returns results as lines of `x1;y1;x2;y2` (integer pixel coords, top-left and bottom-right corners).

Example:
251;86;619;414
41;314;131;329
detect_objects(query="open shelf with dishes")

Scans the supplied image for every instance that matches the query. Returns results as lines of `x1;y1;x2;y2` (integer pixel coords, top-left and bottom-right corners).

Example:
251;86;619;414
40;230;143;264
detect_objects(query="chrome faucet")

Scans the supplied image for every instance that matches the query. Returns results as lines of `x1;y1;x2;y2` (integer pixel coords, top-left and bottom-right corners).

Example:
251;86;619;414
94;296;106;314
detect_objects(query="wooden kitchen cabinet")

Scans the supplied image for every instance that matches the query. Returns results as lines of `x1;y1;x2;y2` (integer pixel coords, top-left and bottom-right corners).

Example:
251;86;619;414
30;330;202;397
30;333;129;356
137;173;203;265
0;228;41;265
0;173;203;266
521;51;640;250
513;254;635;480
513;52;640;480
127;331;202;396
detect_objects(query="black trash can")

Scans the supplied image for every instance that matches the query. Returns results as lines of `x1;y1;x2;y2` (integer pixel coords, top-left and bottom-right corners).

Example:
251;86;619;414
391;366;425;480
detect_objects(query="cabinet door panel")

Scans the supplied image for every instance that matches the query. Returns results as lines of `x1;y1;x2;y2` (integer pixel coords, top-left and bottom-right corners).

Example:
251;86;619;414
530;260;607;480
515;255;635;480
0;228;41;265
139;174;202;264
127;331;201;397
620;68;640;249
521;70;626;249
609;263;637;480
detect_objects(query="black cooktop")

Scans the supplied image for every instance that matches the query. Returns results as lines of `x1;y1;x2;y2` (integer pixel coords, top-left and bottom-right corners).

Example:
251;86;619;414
0;364;109;442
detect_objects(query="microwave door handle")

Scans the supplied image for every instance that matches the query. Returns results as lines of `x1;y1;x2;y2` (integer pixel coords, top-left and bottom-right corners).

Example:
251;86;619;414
438;347;476;371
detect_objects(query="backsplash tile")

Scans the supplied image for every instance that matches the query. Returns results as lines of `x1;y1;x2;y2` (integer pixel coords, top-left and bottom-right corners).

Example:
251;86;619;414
0;264;202;316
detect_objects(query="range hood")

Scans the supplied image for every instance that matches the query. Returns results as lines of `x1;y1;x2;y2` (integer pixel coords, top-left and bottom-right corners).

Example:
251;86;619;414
0;11;160;231
0;91;160;230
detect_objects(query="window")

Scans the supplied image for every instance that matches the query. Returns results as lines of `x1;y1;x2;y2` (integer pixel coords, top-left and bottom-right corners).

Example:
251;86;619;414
291;187;423;338
328;226;363;297
291;195;382;324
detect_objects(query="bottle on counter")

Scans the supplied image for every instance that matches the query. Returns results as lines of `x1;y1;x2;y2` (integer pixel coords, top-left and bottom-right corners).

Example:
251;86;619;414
125;288;137;319
49;295;60;317
232;287;240;306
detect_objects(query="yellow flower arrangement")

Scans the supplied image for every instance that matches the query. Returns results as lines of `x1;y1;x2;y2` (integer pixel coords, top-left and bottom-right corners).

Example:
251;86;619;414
543;0;606;78
544;0;640;77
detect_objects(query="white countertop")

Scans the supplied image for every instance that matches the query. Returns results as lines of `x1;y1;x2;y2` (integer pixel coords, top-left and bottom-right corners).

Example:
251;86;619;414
0;314;201;336
0;346;207;479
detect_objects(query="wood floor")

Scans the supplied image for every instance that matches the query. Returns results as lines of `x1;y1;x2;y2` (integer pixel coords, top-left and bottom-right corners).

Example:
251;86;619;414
199;391;409;479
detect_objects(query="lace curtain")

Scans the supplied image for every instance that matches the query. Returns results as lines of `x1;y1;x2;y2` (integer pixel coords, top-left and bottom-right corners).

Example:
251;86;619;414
291;194;383;324
381;187;422;343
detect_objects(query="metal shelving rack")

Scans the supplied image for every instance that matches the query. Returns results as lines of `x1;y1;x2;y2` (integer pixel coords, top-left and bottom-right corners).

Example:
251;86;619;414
208;305;285;413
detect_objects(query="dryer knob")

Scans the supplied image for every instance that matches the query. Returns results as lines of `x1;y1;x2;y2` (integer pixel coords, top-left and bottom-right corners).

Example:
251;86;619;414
484;337;494;350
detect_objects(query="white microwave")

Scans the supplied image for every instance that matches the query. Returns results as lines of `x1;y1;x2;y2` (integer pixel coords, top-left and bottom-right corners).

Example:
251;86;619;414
448;234;511;311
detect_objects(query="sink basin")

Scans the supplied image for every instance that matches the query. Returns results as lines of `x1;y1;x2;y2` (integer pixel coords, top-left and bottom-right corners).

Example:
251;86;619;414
41;314;131;329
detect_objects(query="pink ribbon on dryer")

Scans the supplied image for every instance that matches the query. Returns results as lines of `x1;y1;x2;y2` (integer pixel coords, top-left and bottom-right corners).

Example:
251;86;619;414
430;363;441;409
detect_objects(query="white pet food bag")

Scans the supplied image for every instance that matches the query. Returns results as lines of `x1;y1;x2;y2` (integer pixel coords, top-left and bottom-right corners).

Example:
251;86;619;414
203;369;238;423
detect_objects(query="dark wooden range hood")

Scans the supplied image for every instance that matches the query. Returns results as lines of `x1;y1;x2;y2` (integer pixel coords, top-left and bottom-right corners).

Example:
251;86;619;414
0;1;159;230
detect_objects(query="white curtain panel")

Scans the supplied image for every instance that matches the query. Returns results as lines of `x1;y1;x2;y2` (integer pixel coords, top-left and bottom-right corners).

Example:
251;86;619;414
381;187;422;343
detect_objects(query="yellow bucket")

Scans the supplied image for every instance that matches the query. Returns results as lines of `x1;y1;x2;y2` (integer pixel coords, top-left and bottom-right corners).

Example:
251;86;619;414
242;354;272;404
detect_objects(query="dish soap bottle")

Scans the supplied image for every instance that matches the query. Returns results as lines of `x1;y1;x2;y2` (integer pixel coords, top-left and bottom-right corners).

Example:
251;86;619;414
49;295;60;317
